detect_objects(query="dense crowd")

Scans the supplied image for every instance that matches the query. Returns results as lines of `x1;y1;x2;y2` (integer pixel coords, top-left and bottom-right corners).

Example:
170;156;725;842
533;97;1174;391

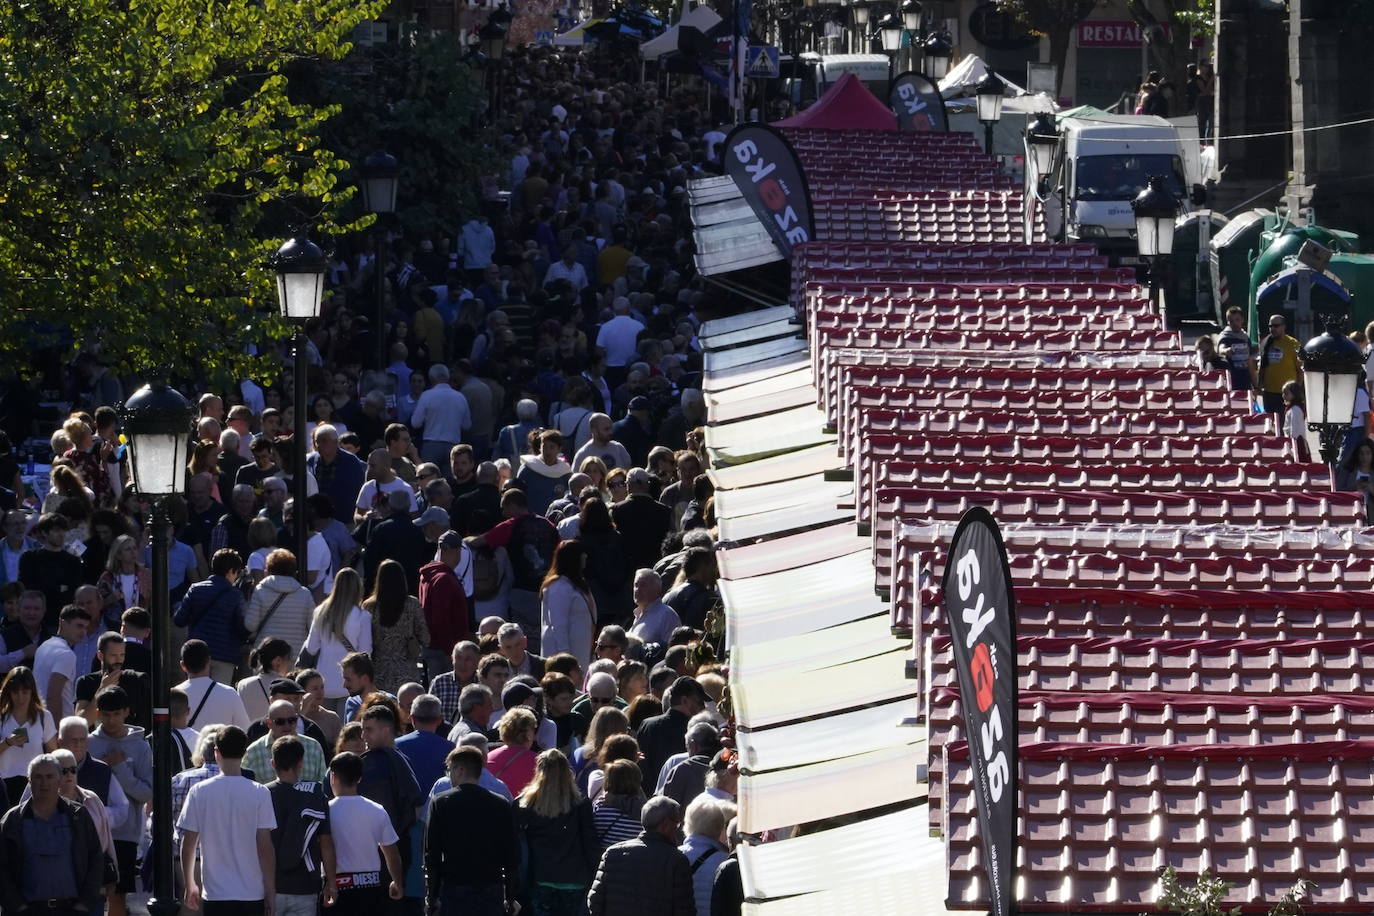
0;42;745;916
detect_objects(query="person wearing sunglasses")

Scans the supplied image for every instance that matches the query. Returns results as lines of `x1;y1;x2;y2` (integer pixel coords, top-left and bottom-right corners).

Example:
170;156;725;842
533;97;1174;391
1254;313;1302;416
242;698;328;785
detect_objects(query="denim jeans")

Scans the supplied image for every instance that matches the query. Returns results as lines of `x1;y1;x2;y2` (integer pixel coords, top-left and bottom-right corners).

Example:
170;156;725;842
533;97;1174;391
438;883;505;916
275;892;319;916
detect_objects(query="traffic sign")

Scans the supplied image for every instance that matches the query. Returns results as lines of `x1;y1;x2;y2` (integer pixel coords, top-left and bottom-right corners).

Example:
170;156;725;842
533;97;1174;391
535;29;555;46
745;45;780;79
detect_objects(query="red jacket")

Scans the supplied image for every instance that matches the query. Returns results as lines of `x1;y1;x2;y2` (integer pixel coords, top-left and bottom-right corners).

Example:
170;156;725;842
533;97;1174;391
419;560;471;651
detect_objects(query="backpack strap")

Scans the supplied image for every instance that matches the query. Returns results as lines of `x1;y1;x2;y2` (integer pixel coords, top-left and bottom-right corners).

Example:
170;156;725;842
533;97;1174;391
690;849;717;874
187;681;215;728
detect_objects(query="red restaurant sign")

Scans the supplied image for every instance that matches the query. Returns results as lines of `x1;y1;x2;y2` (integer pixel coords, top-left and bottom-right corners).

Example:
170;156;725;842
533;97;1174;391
1077;20;1159;47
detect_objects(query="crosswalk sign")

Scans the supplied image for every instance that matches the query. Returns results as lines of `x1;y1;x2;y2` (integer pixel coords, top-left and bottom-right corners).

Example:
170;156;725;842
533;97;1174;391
745;45;780;79
535;29;555;46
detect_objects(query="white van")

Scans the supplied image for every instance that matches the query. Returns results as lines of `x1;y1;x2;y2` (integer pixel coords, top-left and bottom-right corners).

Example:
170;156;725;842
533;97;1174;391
779;53;891;108
1033;112;1198;263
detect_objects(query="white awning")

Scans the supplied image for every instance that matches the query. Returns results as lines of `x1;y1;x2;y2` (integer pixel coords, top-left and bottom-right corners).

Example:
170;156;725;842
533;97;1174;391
703;352;809;393
706;367;814;407
724;556;885;645
729;613;899;682
706;404;831;466
700;305;795;339
738;807;935;900
736;698;921;772
738;743;926;835
639;3;723;59
717;501;850;545
705;336;807;373
710;385;816;424
732;649;915;728
718;523;862;578
701;318;799;352
709;445;843;492
744;867;960;916
713;473;851;520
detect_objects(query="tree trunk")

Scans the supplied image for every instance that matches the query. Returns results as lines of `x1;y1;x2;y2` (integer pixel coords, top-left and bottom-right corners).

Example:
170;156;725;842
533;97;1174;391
1047;23;1071;96
1124;0;1195;108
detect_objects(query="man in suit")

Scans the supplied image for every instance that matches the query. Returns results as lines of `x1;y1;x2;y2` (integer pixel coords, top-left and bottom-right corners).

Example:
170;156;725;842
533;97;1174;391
610;468;674;575
496;622;544;679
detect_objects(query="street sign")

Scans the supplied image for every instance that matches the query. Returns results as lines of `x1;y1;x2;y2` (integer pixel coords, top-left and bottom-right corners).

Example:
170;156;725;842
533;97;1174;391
745;45;780;79
535;29;555;46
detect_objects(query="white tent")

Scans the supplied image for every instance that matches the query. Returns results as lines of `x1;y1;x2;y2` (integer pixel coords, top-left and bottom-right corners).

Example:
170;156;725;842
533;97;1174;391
554;16;597;46
639;3;722;60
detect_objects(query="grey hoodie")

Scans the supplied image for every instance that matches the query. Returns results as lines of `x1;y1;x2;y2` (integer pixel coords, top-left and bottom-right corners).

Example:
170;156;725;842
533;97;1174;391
88;724;153;842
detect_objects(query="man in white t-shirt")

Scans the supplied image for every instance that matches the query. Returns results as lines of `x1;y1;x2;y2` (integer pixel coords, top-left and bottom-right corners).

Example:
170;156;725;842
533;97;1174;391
355;449;418;522
175;639;251;732
327;751;403;915
34;604;88;721
571;414;633;471
596;297;646;384
178;725;277;913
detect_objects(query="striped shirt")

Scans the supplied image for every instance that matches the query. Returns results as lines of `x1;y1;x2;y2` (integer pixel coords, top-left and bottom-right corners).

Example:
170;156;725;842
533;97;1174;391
592;799;642;852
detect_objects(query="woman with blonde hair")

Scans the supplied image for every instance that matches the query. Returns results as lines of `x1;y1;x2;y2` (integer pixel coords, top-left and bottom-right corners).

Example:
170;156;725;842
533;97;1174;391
577;455;609;500
300;568;372;707
96;533;152;629
515;749;599;916
487;707;539;795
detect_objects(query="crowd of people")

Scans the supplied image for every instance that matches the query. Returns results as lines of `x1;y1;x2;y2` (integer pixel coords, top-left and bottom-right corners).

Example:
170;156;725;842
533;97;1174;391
0;40;749;916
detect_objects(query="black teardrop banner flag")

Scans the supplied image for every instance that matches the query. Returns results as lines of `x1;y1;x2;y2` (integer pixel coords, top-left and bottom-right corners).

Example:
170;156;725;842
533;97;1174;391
889;70;948;132
941;507;1018;916
722;123;815;259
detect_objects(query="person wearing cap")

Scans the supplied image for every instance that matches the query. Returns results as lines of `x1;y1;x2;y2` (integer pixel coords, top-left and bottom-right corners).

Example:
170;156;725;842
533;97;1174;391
416;506;451;544
610;468;674;575
515;429;572;517
419;531;475;680
635;676;708;788
612;397;656;467
245;677;332;749
87;684;154;913
243;698;328;784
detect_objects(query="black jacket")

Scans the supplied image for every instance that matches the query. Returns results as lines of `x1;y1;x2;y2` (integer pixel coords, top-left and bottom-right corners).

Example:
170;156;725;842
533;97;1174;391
587;830;694;916
425;784;521;899
515;798;600;887
710;854;744;916
610;494;673;574
634;707;689;788
0;797;105;911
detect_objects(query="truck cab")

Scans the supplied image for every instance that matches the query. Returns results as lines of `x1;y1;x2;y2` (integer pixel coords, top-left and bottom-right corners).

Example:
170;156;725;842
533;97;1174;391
1033;112;1195;264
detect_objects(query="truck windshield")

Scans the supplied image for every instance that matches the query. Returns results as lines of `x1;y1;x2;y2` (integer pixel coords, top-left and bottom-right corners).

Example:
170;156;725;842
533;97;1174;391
1075;155;1186;202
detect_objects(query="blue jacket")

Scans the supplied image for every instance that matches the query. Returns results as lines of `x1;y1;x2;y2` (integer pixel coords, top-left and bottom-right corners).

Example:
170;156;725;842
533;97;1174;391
307;450;366;524
173;575;246;663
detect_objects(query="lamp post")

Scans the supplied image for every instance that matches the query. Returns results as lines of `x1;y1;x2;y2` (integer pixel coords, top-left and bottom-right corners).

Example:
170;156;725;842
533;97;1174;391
850;0;870;52
1130;175;1179;313
360;151;399;371
479;15;509;117
922;29;951;79
898;0;920;70
1300;318;1365;469
121;381;193;916
1025;111;1059;187
270;233;327;579
975;70;1004;156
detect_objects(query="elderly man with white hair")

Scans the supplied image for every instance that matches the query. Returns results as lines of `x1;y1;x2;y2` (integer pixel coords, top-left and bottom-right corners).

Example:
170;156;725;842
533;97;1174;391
410;363;472;465
679;796;735;916
628;569;680;647
596;296;646;388
495;399;543;462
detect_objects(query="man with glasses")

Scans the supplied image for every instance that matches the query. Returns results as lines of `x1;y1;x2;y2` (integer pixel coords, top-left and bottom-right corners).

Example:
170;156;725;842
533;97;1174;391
593;625;629;664
1255;313;1302;415
572;672;627;720
243;699;327;784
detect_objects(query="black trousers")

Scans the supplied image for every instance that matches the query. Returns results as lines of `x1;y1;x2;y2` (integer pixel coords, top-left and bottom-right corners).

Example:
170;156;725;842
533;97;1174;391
203;900;265;916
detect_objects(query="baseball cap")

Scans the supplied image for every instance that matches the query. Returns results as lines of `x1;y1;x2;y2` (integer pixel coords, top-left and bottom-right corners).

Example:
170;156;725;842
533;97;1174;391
417;506;450;527
627;467;653;488
269;677;305;696
503;681;543;710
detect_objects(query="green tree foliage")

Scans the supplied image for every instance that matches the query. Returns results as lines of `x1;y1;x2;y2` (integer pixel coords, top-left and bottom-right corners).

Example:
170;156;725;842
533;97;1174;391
311;37;501;239
0;0;384;386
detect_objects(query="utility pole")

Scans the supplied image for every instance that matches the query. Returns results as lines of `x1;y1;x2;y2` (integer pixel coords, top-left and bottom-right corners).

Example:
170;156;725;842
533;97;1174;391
1285;0;1310;223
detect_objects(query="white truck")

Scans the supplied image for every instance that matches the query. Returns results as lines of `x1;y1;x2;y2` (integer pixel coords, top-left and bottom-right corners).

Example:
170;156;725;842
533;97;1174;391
1027;110;1202;264
778;53;892;109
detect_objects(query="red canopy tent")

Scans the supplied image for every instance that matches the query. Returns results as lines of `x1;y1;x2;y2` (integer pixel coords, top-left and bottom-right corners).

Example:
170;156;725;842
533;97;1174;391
775;71;897;131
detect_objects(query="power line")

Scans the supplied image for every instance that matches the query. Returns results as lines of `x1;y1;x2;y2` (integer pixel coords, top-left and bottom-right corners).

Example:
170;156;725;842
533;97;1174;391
1049;112;1374;143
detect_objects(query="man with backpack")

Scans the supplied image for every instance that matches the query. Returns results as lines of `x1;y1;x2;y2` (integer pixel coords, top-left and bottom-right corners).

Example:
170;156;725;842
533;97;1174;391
266;735;337;916
466;489;557;655
418;531;475;679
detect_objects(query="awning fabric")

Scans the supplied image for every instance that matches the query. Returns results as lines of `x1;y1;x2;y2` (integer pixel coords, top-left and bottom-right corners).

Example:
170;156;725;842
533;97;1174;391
700;305;796;338
737;807;935;899
723;556;886;646
706;404;831;463
735;698;922;772
717;523;863;578
710;385;817;425
709;444;843;492
716;500;849;544
638;3;722;59
702;352;809;392
704;336;806;373
701;318;799;352
774;71;897;131
712;473;852;520
729;613;899;682
731;649;916;729
738;743;926;834
705;367;814;408
743;867;955;916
